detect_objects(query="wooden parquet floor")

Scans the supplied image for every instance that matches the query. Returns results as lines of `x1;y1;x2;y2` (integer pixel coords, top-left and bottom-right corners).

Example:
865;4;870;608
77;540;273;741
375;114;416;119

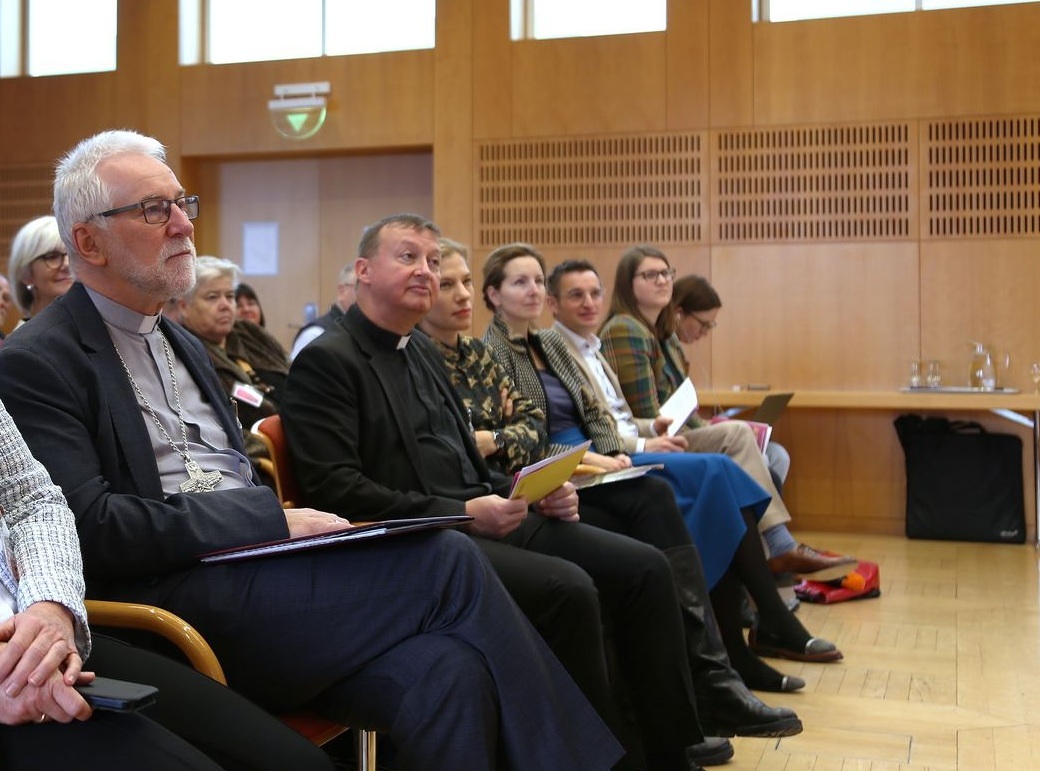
727;531;1040;771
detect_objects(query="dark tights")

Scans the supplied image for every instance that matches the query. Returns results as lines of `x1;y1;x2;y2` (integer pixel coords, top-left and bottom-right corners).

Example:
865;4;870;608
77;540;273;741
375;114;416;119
709;509;813;690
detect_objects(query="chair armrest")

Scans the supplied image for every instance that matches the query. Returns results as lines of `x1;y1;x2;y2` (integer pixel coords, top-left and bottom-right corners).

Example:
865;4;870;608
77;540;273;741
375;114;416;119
85;600;227;685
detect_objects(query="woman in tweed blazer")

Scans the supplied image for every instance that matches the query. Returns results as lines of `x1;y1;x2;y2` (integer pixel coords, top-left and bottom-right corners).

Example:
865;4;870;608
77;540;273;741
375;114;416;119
479;243;842;695
599;246;857;584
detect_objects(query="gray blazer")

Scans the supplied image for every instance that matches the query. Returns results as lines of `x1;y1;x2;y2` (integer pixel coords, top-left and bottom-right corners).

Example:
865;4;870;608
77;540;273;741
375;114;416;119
0;399;89;655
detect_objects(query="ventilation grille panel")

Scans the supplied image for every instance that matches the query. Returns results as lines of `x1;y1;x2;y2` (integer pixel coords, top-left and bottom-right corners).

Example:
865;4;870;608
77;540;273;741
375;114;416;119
476;133;706;248
924;117;1040;238
0;165;54;270
715;124;913;243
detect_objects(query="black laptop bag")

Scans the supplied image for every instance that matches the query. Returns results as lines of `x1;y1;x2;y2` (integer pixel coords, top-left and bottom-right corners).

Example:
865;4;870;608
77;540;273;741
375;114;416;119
894;414;1025;543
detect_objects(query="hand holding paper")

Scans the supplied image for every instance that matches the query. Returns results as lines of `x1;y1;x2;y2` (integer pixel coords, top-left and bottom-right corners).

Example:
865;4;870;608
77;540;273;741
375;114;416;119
658;378;698;436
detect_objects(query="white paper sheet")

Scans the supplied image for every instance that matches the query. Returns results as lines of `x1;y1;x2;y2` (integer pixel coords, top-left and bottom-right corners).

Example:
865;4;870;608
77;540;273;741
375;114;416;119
659;378;699;436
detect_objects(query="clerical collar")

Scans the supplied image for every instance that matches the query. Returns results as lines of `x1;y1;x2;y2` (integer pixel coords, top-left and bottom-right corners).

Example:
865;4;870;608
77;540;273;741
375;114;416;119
554;320;600;354
348;303;413;351
86;286;161;335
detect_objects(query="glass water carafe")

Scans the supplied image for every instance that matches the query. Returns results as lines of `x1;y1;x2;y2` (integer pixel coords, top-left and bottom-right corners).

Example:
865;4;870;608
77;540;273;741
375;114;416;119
969;342;996;390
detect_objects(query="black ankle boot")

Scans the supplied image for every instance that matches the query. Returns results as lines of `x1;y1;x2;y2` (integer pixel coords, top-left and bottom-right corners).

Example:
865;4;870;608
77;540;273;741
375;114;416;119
664;546;804;739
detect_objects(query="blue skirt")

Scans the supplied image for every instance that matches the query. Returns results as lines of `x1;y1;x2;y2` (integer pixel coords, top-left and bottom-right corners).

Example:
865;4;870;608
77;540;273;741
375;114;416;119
553;427;770;588
635;451;769;588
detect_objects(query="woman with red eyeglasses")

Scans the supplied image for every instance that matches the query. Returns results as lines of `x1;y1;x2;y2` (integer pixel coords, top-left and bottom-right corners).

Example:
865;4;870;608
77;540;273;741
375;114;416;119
7;216;73;328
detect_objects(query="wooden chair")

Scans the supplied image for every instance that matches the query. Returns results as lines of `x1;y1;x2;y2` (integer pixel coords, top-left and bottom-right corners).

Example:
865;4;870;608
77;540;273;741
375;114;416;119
85;593;376;764
85;570;376;761
248;413;378;766
251;414;301;508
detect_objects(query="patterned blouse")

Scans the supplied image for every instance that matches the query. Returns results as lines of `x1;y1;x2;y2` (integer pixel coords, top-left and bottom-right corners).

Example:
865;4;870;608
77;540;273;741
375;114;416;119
426;331;547;475
599;312;705;429
482;316;626;457
0;399;89;656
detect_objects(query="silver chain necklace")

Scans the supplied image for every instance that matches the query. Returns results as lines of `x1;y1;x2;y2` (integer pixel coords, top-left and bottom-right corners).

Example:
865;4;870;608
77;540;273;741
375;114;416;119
115;331;223;493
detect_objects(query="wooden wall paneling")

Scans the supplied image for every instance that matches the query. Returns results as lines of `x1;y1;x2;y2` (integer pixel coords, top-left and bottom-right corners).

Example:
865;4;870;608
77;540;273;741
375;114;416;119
0;164;52;283
920;240;1040;393
773;409;908;535
705;0;753;129
115;0;180;159
179;52;435;157
216;158;322;351
712;122;918;244
0;74;116;164
433;0;475;242
317;152;434;311
471;0;512;140
511;33;668;137
664;0;709;130
180;158;222;257
708;243;921;391
921;115;1040;242
475;131;708;250
753;6;1040;126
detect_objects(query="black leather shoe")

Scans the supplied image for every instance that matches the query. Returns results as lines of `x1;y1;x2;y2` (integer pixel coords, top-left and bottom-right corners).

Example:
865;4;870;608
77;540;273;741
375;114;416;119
686;737;734;766
699;685;803;738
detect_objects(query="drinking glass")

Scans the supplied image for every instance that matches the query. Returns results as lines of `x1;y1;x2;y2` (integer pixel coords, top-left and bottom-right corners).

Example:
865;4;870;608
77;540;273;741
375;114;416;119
926;360;942;388
908;360;923;388
1030;363;1040;394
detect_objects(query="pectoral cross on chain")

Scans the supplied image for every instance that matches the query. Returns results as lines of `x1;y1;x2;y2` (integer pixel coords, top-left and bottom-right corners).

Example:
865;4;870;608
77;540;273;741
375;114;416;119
180;459;223;493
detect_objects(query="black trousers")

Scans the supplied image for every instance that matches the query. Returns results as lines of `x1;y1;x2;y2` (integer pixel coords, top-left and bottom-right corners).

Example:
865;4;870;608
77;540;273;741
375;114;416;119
577;474;695;552
0;634;267;771
476;483;702;756
0;710;224;771
97;529;622;771
86;634;334;771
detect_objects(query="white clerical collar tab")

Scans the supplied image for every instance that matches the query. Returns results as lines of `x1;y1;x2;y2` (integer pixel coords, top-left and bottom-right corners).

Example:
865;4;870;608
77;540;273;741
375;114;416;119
139;314;161;334
396;335;411;350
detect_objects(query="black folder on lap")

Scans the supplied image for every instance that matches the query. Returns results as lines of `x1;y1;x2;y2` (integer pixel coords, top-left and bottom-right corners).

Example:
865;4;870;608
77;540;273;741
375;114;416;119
198;515;473;564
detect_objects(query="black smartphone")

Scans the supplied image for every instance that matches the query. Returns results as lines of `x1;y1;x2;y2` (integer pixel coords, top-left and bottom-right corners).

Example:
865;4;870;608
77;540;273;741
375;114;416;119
75;676;158;711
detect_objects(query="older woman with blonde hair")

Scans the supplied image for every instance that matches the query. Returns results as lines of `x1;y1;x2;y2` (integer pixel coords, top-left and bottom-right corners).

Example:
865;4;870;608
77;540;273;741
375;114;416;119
8;215;72;325
177;257;289;431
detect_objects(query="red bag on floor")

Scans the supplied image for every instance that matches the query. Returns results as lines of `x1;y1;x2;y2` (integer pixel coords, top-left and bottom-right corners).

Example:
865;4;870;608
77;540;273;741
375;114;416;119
794;560;880;604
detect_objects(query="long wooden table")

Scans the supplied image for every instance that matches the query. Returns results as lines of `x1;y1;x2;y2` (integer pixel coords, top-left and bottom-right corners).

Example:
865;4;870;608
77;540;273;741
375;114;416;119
699;388;1040;546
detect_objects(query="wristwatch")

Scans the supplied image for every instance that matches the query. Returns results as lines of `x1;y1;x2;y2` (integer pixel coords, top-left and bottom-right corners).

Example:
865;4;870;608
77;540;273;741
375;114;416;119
492;430;506;454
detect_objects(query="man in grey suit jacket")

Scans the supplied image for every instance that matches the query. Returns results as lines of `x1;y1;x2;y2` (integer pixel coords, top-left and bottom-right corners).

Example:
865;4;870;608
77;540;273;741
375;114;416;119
0;129;622;771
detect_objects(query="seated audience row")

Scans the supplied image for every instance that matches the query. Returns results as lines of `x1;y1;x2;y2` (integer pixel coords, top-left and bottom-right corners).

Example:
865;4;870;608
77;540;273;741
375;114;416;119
0;130;623;771
3;127;862;770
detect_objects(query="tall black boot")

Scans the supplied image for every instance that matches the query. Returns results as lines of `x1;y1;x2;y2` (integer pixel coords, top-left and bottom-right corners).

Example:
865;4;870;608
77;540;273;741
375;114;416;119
663;546;803;738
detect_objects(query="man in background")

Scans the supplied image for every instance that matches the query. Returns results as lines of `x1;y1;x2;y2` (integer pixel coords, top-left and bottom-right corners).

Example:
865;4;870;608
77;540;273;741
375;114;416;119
290;261;355;359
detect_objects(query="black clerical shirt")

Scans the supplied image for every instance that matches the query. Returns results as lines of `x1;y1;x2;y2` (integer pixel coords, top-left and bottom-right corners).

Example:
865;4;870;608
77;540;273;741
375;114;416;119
352;309;492;501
